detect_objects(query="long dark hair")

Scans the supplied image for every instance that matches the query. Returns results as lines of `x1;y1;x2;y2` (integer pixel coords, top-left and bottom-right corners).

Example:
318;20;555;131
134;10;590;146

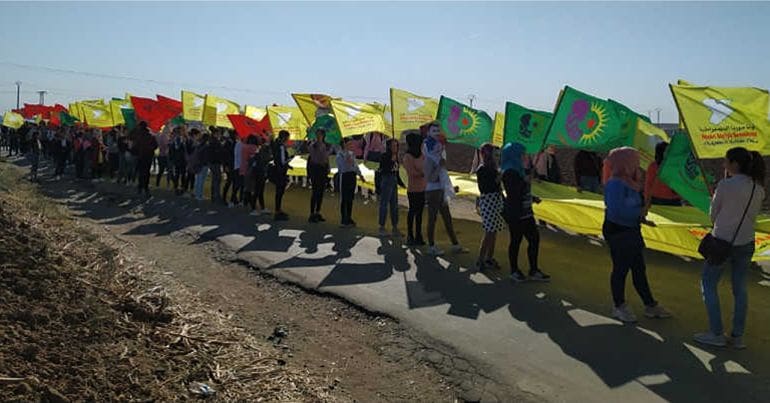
727;147;765;184
654;142;668;165
405;132;422;158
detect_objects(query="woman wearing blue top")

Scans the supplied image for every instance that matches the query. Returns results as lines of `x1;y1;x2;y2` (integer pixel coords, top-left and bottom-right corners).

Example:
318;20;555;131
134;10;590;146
603;147;671;323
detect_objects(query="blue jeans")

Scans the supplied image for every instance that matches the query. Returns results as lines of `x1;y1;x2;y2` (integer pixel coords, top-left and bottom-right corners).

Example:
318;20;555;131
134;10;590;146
378;174;398;228
578;175;601;193
194;166;209;200
701;242;754;337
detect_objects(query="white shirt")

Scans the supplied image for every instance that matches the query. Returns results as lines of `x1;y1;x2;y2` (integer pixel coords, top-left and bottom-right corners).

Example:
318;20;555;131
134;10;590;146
711;174;765;245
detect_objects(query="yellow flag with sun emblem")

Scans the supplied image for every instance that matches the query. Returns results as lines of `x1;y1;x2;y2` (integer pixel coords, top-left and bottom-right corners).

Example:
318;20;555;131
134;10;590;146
2;111;25;129
436;96;493;148
110;98;132;126
390;88;439;135
182;91;206;122
545;86;627;152
202;94;240;129
244;105;268;121
670;83;770;158
267;105;308;140
329;100;387;137
81;102;114;128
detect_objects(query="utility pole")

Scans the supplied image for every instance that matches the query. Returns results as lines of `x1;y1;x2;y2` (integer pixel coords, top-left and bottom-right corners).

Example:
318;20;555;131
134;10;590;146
37;90;47;105
468;94;477;108
15;81;21;109
654;108;662;124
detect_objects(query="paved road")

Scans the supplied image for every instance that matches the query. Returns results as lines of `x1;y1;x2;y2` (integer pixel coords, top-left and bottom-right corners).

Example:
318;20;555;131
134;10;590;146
18;157;770;402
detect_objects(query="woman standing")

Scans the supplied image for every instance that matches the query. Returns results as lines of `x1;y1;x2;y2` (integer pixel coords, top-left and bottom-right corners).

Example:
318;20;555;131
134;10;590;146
603;147;670;322
307;129;331;223
336;137;366;227
695;147;765;348
402;131;426;246
475;143;505;271
423;122;466;257
501;143;550;283
378;138;406;237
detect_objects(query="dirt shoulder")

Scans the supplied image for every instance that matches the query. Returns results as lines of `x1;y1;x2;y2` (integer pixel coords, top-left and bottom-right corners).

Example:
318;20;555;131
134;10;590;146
0;159;493;401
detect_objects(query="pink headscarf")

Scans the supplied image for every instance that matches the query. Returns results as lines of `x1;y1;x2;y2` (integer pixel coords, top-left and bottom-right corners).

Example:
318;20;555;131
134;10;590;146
605;147;642;191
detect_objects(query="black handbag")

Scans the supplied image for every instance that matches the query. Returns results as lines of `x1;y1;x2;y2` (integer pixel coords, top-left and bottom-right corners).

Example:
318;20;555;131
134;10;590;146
698;182;755;265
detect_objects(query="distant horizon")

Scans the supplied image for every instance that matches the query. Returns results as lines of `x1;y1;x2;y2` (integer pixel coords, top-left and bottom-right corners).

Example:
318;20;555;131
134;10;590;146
1;2;769;123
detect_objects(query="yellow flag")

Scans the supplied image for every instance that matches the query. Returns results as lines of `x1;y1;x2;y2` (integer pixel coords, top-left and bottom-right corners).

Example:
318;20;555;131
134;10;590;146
182;90;206;121
492;112;505;147
2;111;24;129
389;88;439;135
68;102;83;121
671;83;770;158
81;102;114;128
330;99;386;137
267;105;308;140
292;93;338;124
382;104;393;136
81;99;107;107
634;119;668;168
244;105;268;120
202;94;240;129
110;98;132;126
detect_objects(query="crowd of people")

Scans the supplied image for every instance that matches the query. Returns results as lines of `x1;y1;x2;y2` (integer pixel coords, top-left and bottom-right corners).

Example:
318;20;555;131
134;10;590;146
0;119;765;349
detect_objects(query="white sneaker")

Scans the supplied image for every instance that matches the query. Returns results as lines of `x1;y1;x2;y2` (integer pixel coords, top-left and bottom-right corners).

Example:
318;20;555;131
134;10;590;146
249;210;259;216
694;332;727;347
644;305;672;319
260;208;271;215
428;246;445;256
228;202;235;208
612;304;638;323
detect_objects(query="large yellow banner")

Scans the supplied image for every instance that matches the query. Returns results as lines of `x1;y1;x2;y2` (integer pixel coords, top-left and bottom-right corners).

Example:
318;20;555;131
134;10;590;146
267;105;308;140
329;100;387;137
390;88;439;135
202;94;240;129
671;83;770;158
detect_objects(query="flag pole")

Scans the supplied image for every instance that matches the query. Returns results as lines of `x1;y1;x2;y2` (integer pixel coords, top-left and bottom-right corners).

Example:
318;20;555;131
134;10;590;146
668;84;714;196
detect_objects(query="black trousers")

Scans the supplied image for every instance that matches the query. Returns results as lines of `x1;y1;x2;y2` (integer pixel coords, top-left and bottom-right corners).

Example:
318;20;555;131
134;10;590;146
603;223;657;308
274;170;288;212
508;217;540;273
407;191;425;241
309;164;328;214
137;156;153;193
245;175;267;210
339;172;356;224
155;155;168;187
55;151;67;176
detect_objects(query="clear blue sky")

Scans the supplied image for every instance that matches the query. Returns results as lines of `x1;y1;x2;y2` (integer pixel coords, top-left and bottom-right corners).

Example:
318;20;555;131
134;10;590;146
1;1;768;123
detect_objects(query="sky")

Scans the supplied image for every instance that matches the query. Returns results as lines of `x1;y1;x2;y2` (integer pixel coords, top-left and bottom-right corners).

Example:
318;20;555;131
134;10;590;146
1;1;769;123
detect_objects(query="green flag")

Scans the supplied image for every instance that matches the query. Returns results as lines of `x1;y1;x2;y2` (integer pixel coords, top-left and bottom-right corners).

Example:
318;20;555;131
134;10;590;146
436;96;493;148
307;114;342;145
170;115;185;126
658;131;712;213
121;109;137;131
546;86;628;152
503;102;552;154
60;112;78;127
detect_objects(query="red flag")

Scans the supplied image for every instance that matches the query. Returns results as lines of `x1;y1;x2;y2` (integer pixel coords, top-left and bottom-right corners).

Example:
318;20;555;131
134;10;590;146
19;103;55;119
131;96;179;132
227;114;272;139
53;104;68;113
50;111;61;127
156;95;183;115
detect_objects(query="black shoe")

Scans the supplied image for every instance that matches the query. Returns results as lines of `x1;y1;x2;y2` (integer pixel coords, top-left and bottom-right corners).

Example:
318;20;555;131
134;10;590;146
510;270;527;283
529;270;551;282
414;238;426;246
308;214;319;223
274;212;289;221
317;214;326;222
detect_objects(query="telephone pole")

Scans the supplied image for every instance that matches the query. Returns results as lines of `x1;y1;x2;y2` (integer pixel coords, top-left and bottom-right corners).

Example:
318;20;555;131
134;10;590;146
468;94;477;108
15;81;21;108
37;90;47;105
